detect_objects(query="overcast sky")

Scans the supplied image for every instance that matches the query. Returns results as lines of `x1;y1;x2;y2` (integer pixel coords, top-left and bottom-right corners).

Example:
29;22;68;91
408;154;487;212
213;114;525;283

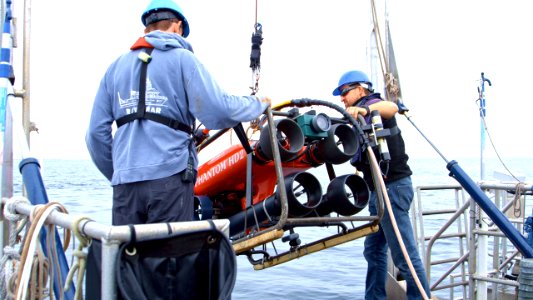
14;0;533;166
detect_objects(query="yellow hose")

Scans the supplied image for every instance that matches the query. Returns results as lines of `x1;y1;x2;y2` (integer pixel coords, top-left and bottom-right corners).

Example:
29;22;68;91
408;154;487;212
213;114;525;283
272;100;294;111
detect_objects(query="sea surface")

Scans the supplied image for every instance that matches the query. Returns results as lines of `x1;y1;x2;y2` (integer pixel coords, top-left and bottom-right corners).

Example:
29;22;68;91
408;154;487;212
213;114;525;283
9;157;533;299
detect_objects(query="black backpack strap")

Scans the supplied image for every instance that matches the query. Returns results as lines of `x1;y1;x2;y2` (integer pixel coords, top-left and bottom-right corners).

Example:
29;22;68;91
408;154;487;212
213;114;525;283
137;48;153;120
115;48;192;135
142;112;192;134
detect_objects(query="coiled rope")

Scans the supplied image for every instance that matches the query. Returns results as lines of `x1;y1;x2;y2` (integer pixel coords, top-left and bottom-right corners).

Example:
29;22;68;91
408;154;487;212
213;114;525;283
1;197;92;300
14;201;70;300
1;196;31;299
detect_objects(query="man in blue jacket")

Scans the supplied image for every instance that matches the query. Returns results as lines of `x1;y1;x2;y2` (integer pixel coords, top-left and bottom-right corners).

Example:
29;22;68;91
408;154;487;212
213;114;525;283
86;0;270;226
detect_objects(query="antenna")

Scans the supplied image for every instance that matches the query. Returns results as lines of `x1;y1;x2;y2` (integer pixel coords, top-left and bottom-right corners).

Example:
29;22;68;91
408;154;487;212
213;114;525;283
478;72;491;180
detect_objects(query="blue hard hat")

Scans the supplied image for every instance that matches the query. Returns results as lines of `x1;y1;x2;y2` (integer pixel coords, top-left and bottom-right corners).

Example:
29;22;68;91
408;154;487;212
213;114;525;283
142;0;190;38
332;70;372;96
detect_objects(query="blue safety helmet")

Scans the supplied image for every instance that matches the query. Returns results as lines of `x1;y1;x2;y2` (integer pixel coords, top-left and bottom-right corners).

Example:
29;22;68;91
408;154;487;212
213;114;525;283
332;70;373;96
142;0;190;38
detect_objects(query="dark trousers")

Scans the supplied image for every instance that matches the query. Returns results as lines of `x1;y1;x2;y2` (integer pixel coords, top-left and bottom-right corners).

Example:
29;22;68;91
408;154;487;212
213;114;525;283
112;171;196;225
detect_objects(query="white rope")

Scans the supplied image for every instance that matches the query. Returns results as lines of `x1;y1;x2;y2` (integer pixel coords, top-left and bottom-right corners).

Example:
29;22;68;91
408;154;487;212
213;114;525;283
0;245;20;299
262;199;272;222
16;203;62;300
64;216;92;300
3;196;30;247
1;196;31;299
3;196;31;222
367;147;430;300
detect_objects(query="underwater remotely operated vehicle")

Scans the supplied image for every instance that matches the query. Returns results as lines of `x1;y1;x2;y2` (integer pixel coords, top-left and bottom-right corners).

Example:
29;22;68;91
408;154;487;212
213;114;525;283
193;99;391;269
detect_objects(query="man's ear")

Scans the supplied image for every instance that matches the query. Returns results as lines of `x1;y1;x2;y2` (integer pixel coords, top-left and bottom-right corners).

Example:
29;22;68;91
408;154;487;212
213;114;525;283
172;20;183;36
175;20;184;35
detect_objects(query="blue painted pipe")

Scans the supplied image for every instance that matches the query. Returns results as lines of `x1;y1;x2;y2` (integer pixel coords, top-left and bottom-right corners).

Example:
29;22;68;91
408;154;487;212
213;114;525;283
447;160;533;258
19;158;75;299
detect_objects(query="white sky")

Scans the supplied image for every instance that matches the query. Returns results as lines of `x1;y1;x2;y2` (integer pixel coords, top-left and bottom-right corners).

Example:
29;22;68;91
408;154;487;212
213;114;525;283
13;0;533;162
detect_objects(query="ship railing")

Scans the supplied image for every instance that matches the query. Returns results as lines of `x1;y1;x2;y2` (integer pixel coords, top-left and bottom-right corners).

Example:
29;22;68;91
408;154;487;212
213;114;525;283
413;181;532;299
1;196;231;299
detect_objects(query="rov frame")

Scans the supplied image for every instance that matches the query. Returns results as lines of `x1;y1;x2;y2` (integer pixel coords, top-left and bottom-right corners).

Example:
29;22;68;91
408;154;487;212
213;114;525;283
195;98;387;270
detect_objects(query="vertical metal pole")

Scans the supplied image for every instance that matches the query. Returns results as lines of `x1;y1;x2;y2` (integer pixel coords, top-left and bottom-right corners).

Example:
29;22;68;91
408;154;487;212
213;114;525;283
0;0;14;258
476;72;491;300
22;0;31;144
101;238;120;300
479;72;490;181
468;198;476;299
478;210;488;300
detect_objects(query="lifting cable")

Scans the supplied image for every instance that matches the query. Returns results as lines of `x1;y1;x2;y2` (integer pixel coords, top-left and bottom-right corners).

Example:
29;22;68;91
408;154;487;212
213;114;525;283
249;0;263;96
370;0;388;81
241;0;264;240
197;0;264;149
370;0;401;104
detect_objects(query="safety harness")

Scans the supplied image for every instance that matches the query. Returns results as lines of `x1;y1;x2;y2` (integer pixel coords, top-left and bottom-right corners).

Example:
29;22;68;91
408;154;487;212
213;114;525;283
357;93;400;136
115;42;192;135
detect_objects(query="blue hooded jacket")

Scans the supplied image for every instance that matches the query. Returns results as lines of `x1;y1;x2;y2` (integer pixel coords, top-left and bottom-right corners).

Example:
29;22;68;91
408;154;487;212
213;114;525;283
86;31;268;185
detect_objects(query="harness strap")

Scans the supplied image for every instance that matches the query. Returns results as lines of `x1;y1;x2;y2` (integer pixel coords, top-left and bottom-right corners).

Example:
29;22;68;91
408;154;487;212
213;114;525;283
137;48;152;120
388;125;400;136
116;112;193;134
115;47;192;135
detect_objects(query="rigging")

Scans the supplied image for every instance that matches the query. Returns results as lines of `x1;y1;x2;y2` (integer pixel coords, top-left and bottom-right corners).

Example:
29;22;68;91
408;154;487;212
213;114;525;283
249;0;263;96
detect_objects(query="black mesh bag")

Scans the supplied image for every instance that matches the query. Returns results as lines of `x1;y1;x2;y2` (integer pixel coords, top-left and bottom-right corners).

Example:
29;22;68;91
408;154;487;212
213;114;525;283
86;222;236;300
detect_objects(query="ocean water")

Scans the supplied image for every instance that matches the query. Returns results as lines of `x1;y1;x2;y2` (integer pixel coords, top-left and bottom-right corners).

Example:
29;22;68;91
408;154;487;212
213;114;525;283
9;156;533;299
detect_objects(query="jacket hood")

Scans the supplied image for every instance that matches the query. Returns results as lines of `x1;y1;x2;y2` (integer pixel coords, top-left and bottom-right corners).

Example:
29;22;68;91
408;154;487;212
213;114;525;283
144;30;194;52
